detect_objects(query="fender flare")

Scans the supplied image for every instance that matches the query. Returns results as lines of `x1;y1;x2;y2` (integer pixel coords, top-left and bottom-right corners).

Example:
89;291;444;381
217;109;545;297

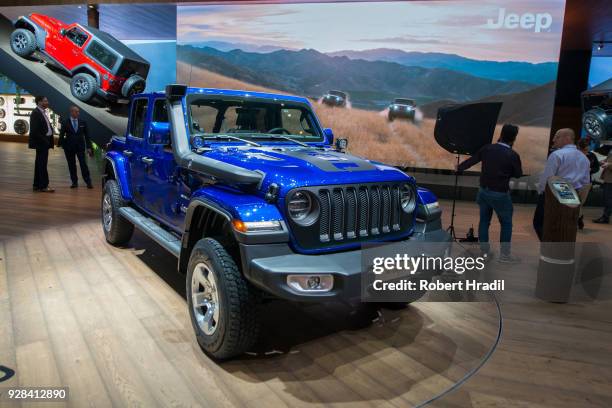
103;152;132;201
71;64;102;86
178;198;234;275
14;17;46;50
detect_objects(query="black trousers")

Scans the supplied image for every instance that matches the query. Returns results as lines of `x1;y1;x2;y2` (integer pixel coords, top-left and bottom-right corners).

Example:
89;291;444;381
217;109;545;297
603;183;612;218
532;193;545;241
64;148;91;185
33;147;49;189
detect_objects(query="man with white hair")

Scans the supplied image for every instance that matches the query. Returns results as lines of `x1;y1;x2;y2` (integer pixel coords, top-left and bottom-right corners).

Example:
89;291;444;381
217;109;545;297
533;128;590;240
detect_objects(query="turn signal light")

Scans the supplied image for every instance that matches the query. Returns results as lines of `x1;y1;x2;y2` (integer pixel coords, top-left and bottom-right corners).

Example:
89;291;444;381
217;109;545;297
232;219;282;233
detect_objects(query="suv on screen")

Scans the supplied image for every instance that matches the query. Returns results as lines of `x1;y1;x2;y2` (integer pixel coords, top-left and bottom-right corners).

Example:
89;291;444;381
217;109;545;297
321;90;348;107
388;98;417;122
10;13;150;104
101;84;450;360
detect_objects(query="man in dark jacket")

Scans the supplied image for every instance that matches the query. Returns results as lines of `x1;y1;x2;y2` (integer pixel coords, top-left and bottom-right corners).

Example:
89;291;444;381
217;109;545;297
29;95;55;192
457;124;523;263
58;105;93;188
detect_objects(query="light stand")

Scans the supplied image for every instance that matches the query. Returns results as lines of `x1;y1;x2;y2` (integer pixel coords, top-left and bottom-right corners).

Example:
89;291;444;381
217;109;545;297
446;153;461;241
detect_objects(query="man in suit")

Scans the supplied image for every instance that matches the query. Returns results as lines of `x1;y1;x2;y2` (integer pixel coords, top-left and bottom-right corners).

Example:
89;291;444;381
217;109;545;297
29;95;55;192
58;105;93;189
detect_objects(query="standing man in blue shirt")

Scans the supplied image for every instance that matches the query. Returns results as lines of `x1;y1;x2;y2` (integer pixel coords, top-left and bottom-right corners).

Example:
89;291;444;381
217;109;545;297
533;128;590;240
457;124;523;263
58;105;93;189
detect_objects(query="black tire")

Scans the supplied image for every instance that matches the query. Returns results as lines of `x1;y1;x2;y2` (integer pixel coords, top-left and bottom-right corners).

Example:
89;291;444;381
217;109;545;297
583;108;612;141
121;75;146;98
388;113;395;122
187;238;260;360
71;73;98;102
101;180;134;245
10;28;36;57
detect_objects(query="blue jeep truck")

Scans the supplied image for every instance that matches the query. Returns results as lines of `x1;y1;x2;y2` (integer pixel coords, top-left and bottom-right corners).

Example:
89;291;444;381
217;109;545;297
101;84;450;359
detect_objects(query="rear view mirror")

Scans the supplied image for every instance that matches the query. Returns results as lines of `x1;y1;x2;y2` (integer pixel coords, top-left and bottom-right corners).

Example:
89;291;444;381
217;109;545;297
149;122;170;145
323;128;334;145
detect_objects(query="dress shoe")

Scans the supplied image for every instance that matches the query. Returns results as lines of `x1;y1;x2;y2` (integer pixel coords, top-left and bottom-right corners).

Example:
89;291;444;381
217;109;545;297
578;215;584;230
40;187;55;193
70;183;78;189
593;215;610;224
86;183;93;189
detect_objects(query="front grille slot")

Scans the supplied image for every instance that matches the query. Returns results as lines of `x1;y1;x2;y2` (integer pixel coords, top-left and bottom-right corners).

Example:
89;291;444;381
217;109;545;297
331;189;344;240
370;186;381;235
319;190;331;242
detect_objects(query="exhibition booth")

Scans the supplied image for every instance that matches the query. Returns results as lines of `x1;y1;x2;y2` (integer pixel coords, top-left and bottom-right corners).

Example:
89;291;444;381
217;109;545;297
0;1;610;407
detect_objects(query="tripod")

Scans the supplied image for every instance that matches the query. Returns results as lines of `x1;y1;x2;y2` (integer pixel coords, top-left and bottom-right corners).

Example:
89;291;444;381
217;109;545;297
446;154;461;241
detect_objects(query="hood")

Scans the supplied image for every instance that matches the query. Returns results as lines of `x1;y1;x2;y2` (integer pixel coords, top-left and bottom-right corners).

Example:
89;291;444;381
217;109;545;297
30;13;66;30
201;145;412;195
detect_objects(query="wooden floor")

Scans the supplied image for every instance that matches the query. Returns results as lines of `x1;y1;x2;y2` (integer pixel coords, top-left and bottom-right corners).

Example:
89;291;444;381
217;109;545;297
0;141;611;407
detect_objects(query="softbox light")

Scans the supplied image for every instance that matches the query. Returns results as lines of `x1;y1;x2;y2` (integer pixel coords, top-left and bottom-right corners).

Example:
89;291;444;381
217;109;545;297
434;102;503;156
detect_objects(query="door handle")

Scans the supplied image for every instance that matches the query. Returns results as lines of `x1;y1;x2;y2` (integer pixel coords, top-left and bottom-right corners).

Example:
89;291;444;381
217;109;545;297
123;150;133;157
141;157;154;164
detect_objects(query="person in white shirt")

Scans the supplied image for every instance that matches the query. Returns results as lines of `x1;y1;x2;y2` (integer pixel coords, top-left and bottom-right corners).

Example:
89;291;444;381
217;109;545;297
532;128;590;240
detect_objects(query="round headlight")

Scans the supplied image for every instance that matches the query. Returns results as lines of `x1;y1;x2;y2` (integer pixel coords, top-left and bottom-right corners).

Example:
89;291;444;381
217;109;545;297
400;184;416;213
288;190;319;226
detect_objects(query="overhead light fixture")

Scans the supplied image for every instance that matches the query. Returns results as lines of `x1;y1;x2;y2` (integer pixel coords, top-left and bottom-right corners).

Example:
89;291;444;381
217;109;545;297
597;42;604;51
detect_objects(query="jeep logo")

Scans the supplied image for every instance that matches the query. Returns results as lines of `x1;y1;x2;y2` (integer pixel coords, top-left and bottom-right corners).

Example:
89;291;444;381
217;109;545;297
487;8;552;33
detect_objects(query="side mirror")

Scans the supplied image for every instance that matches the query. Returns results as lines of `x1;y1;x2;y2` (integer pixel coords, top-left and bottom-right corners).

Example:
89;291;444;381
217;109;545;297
323;128;334;145
335;138;348;152
149;122;170;145
59;29;66;36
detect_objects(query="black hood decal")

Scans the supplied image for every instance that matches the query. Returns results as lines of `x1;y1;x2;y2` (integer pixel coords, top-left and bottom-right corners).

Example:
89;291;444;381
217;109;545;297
273;148;377;172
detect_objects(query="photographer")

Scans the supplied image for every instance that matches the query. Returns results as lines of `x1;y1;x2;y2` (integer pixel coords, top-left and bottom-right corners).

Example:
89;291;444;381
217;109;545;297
456;124;523;263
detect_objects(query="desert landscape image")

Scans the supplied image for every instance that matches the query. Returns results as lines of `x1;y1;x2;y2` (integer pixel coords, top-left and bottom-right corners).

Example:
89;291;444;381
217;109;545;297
177;0;565;173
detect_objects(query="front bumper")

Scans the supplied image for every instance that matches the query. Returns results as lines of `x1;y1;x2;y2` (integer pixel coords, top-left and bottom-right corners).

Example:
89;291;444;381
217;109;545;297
239;226;451;302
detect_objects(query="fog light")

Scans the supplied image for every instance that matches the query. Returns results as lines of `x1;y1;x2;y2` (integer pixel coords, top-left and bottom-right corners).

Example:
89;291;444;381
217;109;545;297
287;274;333;292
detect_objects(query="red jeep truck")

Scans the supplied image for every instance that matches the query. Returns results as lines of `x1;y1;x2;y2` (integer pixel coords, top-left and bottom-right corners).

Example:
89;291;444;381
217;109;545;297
10;13;150;104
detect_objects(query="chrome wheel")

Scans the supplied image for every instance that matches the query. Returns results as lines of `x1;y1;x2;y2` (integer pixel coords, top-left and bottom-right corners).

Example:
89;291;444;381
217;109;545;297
12;33;27;51
102;193;113;232
191;262;220;336
73;78;89;97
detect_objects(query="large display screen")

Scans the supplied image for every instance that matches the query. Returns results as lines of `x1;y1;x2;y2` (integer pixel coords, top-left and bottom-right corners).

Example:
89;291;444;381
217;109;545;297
588;45;612;89
177;0;566;173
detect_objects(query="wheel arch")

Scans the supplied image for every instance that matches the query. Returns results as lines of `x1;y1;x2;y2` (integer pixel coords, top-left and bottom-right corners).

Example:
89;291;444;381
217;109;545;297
71;65;101;86
102;152;132;201
14;17;46;49
179;199;236;275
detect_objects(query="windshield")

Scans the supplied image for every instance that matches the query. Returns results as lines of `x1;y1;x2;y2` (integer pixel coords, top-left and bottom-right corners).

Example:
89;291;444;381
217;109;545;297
329;91;346;98
394;99;415;106
188;98;323;142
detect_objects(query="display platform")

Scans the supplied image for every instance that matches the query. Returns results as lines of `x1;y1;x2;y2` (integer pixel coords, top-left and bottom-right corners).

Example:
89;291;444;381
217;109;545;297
0;221;501;407
1;142;611;407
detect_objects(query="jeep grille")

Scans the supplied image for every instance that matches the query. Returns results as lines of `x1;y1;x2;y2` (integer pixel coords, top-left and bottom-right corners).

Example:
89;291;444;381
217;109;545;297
287;183;415;251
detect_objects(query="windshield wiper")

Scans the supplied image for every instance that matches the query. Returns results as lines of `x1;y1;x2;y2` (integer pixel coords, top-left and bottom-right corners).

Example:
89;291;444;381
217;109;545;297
254;134;309;147
203;135;261;147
